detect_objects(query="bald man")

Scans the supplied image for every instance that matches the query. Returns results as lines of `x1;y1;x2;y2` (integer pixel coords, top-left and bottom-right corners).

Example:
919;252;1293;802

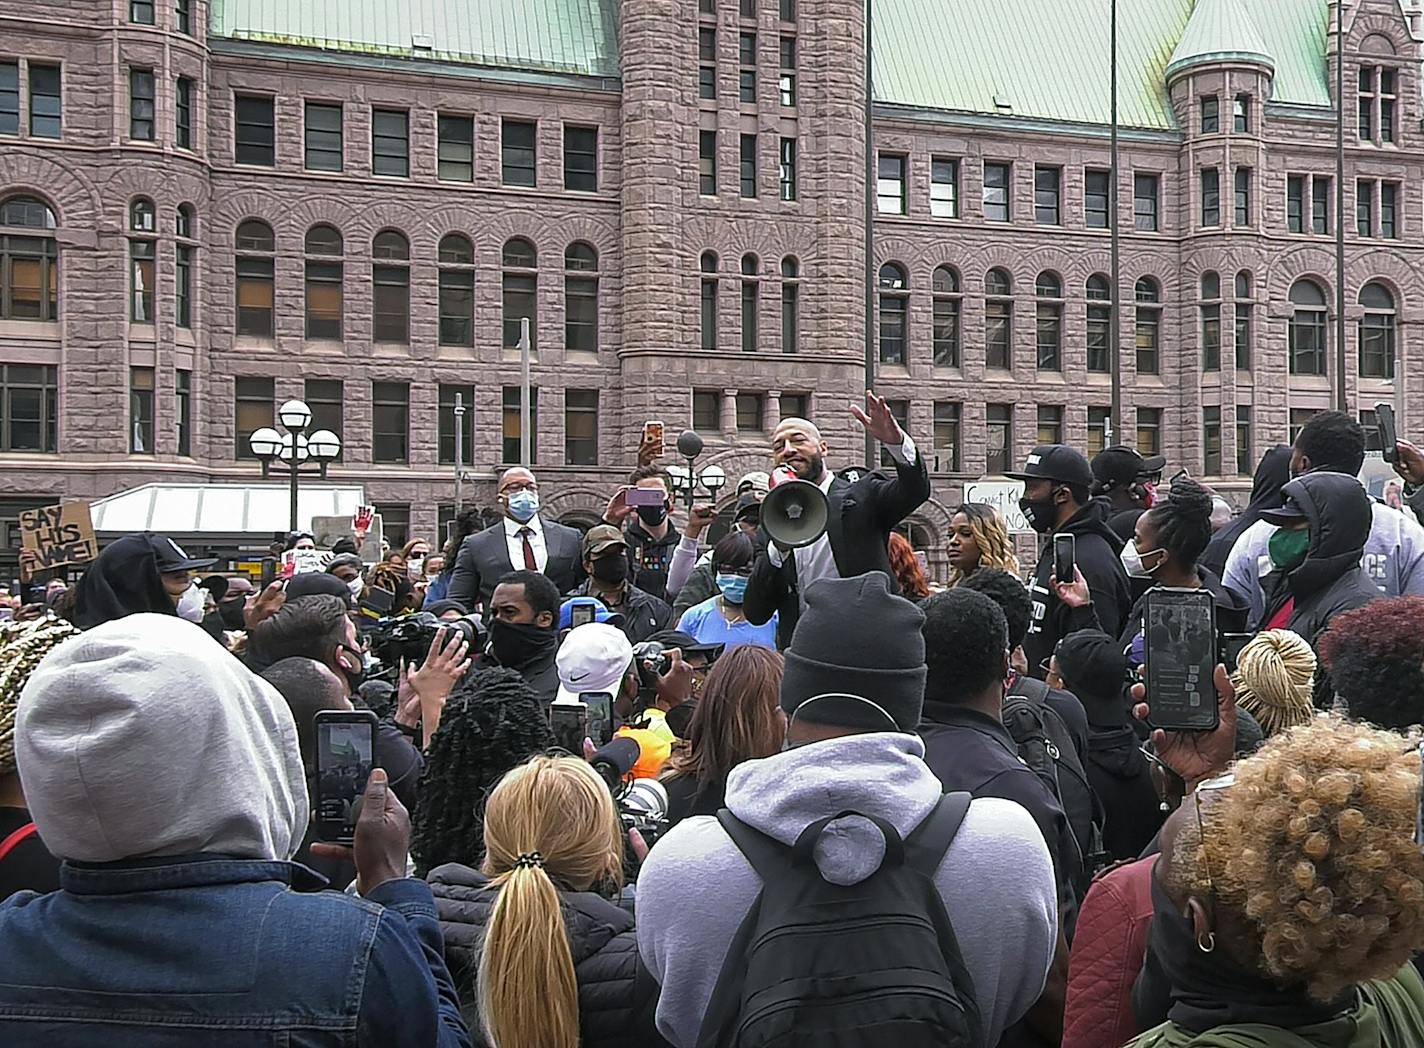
744;392;931;648
447;467;586;614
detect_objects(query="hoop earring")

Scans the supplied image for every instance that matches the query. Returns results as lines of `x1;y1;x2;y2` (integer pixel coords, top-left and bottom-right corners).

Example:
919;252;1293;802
1197;931;1216;954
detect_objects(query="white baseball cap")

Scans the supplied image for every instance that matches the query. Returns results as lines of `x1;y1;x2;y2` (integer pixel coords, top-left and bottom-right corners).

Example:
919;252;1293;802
738;470;771;495
555;623;633;705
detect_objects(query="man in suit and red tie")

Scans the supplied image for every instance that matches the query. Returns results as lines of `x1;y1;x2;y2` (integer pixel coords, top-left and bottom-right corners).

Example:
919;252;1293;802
447;468;585;614
744;392;931;649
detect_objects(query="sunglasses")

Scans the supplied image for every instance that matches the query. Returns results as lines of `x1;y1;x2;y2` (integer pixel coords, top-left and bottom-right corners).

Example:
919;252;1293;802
1192;772;1236;894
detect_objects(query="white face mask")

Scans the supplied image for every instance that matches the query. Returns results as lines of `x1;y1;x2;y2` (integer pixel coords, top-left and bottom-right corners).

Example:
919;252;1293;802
407;557;424;581
1120;539;1166;579
176;583;206;623
346;576;365;598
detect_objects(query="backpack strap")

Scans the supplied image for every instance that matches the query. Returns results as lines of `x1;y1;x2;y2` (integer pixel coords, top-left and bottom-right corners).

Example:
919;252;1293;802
1010;674;1051;704
716;809;790;882
0;822;38;864
903;793;971;878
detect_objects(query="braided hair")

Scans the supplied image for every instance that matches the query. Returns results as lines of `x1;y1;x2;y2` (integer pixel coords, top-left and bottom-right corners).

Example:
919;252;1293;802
0;615;80;776
1139;475;1214;571
1231;629;1317;736
410;667;555;874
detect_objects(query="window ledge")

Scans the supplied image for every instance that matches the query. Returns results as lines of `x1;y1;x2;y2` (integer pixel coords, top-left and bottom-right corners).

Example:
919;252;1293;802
0;320;61;340
235;336;276;349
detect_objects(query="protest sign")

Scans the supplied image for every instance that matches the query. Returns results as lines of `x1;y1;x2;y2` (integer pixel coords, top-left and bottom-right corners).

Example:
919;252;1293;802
20;501;99;569
964;479;1031;534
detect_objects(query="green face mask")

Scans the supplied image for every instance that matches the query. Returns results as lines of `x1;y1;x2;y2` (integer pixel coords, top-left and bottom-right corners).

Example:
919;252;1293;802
1268;527;1310;571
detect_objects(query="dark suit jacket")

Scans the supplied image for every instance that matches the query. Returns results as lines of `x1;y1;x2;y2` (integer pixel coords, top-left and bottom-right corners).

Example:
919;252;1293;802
743;451;931;648
447;518;585;613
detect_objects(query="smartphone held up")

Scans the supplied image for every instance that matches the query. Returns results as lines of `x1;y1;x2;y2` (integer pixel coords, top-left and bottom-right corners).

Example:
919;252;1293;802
314;710;379;844
1143;587;1219;732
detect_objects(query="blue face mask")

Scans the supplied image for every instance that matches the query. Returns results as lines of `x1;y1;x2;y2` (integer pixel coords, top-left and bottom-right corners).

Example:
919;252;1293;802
506;490;539;523
717;573;749;605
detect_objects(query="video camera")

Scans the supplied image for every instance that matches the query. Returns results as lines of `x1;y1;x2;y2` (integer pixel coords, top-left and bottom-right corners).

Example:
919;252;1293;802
365;611;483;681
587;735;671;861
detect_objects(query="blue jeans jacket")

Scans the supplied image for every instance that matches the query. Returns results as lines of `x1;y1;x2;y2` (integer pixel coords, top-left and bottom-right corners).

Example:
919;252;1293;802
0;855;470;1048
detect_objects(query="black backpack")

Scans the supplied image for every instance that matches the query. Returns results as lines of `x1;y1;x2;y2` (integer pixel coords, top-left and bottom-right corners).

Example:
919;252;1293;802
695;794;984;1048
1002;676;1106;897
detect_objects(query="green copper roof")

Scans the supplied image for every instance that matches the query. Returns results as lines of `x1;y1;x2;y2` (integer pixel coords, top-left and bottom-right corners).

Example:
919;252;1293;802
209;0;620;79
1166;0;1275;81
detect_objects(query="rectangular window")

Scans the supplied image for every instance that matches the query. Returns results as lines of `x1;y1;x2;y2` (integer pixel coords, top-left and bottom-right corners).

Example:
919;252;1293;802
378;505;410;550
699;27;717;100
1136;408;1162;458
303;379;343;460
439;264;474;348
1203;406;1222;475
742;275;759;353
175;77;192;148
130;239;155;322
236;256;274;337
1036;404;1063;447
781;0;795;19
1;365;59;452
1034;165;1061;225
1381;182;1398;239
1202;303;1221;371
1200;95;1219;133
1234;167;1250;226
779;36;796;106
1234;94;1250;132
780;392;808;419
1136;299;1160;374
699;130;717;195
235;94;274;165
1085;168;1110;229
741;0;756;16
502;270;536;352
1087;296;1111;373
1133;173;1158;231
373;261;409;343
1289;409;1319;444
739;32;757;103
1088;407;1110;458
1287;175;1305;233
176;0;191;34
502;119;537;186
1036;296;1062;371
175;244;192;328
371;381;409;464
565;389;599;466
1290;305;1327;375
565;268;598;354
0;62;17;136
564;125;598;192
437;114;474;181
986;404;1012;475
305;102;344;172
175;368;191;455
693;390;721;431
1200;167;1220;226
371;108;408;177
877;153;906;214
781;276;798;354
933;288;959;367
28;65;61;138
437;384;474;466
1357;179;1374;237
740;134;758;197
1235;302;1252;370
983;161;1011;222
130;0;154;24
700;274;718;351
778;137;797;201
129;367;154;453
1235;406;1252;475
985;295;1011;369
879;400;910;467
1312;176;1330;234
736;392;764;432
129;68;155;141
234;376;273;459
930;157;958;218
878;289;906;365
305;257;343;340
932;403;961;472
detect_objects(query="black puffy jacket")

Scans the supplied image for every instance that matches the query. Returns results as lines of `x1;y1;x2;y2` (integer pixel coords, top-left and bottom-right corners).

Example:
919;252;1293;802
427;863;668;1048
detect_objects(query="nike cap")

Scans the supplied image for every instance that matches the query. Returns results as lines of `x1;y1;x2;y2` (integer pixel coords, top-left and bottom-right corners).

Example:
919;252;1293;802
554;622;634;706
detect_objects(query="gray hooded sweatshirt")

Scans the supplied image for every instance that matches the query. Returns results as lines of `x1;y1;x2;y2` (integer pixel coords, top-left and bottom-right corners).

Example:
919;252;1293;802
635;731;1057;1048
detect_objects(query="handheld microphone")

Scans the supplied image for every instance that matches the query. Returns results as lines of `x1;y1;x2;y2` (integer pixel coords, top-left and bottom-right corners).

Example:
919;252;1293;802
589;735;642;790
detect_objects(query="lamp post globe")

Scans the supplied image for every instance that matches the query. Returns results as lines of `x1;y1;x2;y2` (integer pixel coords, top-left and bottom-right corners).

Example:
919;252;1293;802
699;464;727;495
307;429;341;461
278;433;310;463
278;399;313;432
248;426;283;460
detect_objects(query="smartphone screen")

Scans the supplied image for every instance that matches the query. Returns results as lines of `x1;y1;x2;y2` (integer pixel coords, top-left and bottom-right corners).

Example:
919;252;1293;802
1053;534;1076;586
1377;403;1399;465
550;703;589;755
570;603;597;628
1144;588;1219;732
644;420;664;447
581;692;614;747
626;488;665;508
260;557;277;589
1219;632;1253;675
314;710;378;843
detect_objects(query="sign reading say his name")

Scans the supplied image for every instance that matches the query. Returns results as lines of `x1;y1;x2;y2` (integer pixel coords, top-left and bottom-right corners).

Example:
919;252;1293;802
20;501;99;569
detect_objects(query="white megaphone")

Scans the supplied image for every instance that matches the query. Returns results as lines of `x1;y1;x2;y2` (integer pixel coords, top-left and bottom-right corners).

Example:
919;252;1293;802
760;468;829;549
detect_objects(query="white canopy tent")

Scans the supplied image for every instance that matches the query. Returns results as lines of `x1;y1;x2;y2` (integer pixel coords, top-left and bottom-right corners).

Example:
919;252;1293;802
89;483;366;537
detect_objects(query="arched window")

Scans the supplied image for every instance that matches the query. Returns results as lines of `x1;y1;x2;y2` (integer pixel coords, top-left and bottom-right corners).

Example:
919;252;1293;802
130;198;155;233
932;265;960;367
1200;271;1221;371
176;204;195;240
1034;270;1062;371
372;230;409;343
700;251;719;352
1234;270;1253;370
1134;277;1160;374
438;233;475;347
985;267;1012;368
1288;279;1328;376
1359;281;1395;379
780;256;799;354
128;198;157;323
235;219;275;337
1085;274;1111;373
175;205;196;329
0;195;59;321
565;241;599;353
877;262;908;365
741;253;760;353
502;237;537;352
304;225;343;340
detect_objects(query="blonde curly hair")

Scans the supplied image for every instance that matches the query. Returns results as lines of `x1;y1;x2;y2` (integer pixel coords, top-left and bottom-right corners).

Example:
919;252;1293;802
1169;716;1424;1003
947;503;1020;587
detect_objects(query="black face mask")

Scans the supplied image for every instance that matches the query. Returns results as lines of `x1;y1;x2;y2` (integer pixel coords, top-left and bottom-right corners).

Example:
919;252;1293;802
591;555;629;584
335;643;365;696
636;504;669;527
1019;494;1058;534
489;618;557;668
219;599;248;631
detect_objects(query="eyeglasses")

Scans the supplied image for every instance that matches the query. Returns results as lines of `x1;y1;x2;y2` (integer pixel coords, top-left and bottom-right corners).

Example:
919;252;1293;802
1192;772;1236;894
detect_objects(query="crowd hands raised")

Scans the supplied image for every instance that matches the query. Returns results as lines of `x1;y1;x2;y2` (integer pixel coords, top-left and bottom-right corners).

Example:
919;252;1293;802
3;400;1424;1047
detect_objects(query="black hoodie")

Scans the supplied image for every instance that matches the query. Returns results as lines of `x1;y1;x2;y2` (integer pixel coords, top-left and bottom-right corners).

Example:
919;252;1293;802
1022;497;1133;678
72;533;176;630
1199;444;1292;581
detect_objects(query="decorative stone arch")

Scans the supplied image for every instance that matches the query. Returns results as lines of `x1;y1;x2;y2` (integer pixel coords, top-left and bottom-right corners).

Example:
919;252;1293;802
0;153;101;228
1353;250;1417;318
211;190;293;249
1359;32;1398;56
284;196;359;242
1264;244;1338;305
474;208;552;255
539;484;613;523
1018;246;1074;286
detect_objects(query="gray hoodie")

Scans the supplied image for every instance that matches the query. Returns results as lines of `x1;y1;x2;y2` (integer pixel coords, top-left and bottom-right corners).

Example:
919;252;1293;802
635;732;1057;1048
1223;497;1424;628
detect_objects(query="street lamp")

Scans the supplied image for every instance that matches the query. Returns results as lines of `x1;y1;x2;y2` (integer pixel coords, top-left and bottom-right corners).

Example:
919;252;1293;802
668;430;728;510
249;399;342;533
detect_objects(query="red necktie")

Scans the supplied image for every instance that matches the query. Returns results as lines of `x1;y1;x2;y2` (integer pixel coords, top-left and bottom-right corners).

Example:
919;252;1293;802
519;528;537;571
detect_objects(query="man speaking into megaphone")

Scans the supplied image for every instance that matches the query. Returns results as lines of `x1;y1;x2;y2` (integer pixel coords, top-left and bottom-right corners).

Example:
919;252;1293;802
744;391;931;648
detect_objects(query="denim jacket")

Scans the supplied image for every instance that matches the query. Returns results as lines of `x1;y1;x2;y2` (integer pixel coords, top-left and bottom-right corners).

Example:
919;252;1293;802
0;855;470;1048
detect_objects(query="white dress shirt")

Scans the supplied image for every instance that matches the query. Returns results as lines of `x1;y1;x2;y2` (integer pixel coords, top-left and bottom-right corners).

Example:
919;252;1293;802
503;514;548;572
768;434;918;607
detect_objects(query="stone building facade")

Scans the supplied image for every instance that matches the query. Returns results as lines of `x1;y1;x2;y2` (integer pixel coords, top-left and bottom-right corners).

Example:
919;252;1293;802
0;0;1420;574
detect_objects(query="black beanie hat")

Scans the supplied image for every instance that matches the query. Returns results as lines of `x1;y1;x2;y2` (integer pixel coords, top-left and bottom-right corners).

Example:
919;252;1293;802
781;571;927;733
1054;629;1129;727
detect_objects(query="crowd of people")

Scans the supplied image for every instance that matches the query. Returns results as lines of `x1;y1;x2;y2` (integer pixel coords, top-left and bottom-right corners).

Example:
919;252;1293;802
4;398;1424;1048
